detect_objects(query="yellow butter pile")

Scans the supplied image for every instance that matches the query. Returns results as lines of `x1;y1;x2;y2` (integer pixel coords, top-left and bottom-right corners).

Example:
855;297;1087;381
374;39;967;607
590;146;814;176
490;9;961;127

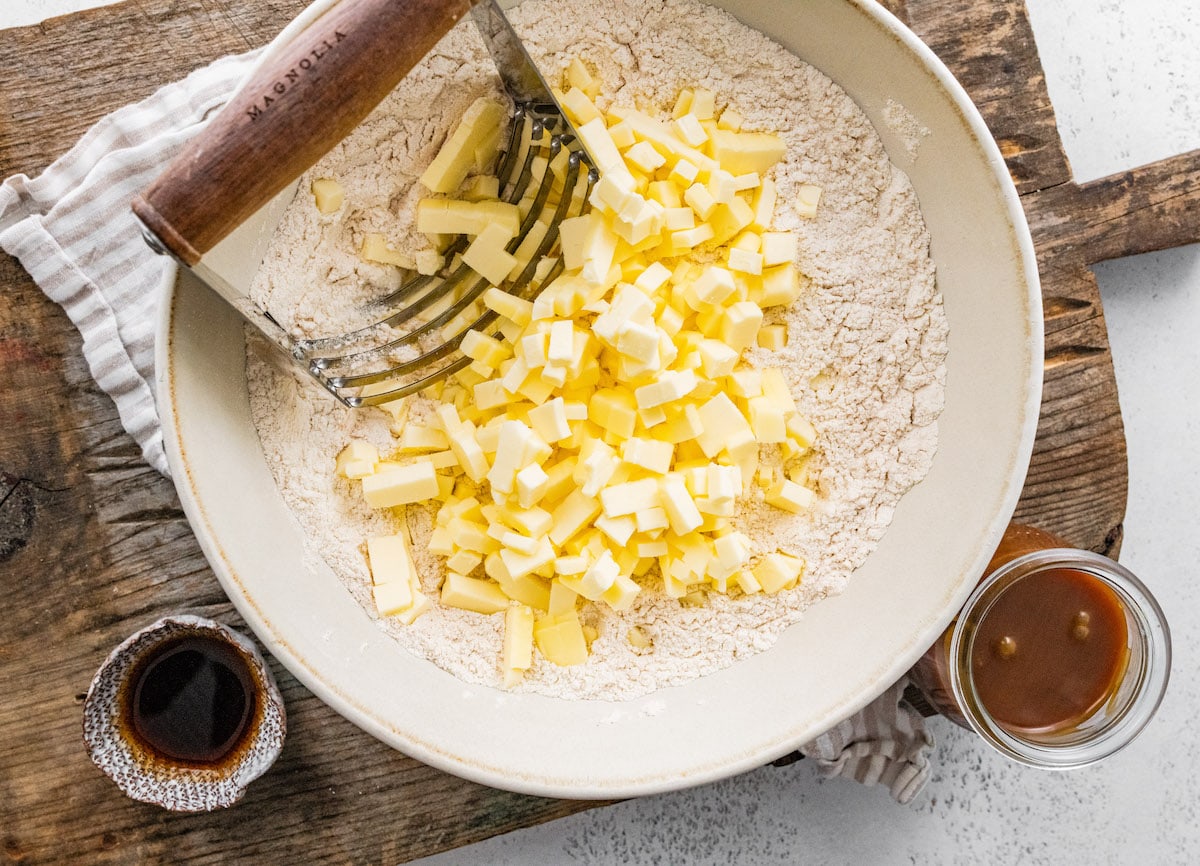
331;64;823;686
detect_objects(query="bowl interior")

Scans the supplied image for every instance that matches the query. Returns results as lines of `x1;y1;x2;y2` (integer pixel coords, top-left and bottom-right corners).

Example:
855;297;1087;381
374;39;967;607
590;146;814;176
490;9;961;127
158;0;1042;797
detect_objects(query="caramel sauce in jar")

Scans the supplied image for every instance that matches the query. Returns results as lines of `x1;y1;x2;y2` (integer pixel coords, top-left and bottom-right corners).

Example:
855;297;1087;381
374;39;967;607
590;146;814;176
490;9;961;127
910;524;1170;767
970;565;1128;734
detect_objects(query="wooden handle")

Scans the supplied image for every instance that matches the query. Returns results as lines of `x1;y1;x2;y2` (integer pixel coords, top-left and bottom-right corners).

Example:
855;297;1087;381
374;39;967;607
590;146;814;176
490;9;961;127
132;0;478;265
1024;149;1200;278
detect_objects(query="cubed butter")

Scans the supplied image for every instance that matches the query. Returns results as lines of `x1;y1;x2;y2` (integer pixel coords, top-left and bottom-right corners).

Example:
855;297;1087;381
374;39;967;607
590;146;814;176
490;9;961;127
362;461;439;507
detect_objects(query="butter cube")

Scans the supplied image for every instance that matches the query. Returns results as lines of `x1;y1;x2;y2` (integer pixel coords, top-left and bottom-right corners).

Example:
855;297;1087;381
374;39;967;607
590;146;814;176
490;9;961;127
557;212;618;285
695;393;754;458
719;301;764;352
787;414;818;450
653;402;705;445
590;172;637;214
311;177;344;214
503;505;554;538
487;420;544;495
336;440;379;479
566;57;600;98
796;184;823;218
366;534;416;587
665;207;696;231
760;232;796;267
731;171;758;190
372;581;414;617
602;573;642;611
621;437;674;474
463;174;500;201
534;611;589;666
420;97;507;193
668;159;700;187
709;129;787;175
441;572;510;614
502;604;535;686
461;330;512;368
482;287;534;326
748;396;788;442
728;247;763;275
625;140;667;173
360;233;413;269
758;264;802;308
683;182;718;220
577;446;620;497
669;223;715;254
634;261;673;293
669;87;693;117
752;552;805;594
660;475;703;534
635;506;670;533
736;569;762;595
637;539;669;558
683;265;736;310
492;558;552;606
647;179;683;208
751;178;777;230
600;477;661;518
416;199;520;238
696;339;738;378
528;397;572;443
712;532;752;577
569;550;617;600
616;320;661;366
446;549;483;575
473;379;509;411
707;463;743;503
561;86;603;126
548;490;602;546
577;117;632;182
765;479;817;513
634;370;698;410
758;324;788;350
590;388;639;438
707;169;738;204
690;88;715;121
554;556;588;577
672;113;708;147
362;461;439;507
446;427;488;483
515;463;550;508
397;424;450;453
462;222;518;286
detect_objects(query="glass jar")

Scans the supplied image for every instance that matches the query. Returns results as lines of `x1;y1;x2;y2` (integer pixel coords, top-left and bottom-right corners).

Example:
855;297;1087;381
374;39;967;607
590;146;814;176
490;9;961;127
909;524;1171;768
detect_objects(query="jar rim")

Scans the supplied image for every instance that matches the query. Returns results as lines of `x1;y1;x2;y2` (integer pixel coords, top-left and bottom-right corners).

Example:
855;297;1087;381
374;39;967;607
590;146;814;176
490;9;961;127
947;548;1171;769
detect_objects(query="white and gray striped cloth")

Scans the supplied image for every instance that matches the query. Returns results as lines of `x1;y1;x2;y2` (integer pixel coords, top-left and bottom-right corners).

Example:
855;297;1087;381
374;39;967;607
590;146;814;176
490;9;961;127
0;48;933;803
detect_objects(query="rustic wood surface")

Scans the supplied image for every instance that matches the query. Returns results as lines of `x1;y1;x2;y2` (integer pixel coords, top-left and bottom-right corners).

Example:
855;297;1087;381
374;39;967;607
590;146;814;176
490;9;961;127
1;0;1197;862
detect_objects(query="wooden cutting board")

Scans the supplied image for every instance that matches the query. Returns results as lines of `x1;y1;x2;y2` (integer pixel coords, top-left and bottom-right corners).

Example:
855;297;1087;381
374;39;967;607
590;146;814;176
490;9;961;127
2;0;1197;861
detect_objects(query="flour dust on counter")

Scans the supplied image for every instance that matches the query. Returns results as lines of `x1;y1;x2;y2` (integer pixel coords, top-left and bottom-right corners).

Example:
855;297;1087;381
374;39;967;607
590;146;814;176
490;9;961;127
246;0;946;700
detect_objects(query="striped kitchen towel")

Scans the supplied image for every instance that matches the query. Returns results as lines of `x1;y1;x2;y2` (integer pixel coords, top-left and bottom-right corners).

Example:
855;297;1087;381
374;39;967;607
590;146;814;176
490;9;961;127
0;44;933;804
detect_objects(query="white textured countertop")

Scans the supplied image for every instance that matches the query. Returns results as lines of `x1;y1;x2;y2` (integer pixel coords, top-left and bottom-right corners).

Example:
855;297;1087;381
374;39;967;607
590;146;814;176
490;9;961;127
6;1;1198;862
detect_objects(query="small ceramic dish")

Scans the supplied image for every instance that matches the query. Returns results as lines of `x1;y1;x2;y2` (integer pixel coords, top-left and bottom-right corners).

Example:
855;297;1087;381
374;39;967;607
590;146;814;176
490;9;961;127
83;615;286;811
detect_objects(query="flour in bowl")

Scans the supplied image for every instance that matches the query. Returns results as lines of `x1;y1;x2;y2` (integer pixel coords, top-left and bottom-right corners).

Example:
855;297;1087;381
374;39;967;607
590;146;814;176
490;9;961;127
245;0;947;700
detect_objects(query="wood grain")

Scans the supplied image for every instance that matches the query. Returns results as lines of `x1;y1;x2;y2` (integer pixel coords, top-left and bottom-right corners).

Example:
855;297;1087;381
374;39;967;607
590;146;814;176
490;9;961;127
2;0;1198;862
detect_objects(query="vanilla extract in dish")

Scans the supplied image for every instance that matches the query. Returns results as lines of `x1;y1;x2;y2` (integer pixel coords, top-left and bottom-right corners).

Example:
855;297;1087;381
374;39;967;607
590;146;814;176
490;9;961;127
124;634;258;765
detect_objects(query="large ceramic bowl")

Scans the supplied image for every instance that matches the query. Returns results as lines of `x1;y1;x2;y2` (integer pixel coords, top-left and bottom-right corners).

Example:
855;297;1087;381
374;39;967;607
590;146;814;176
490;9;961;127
157;0;1042;797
